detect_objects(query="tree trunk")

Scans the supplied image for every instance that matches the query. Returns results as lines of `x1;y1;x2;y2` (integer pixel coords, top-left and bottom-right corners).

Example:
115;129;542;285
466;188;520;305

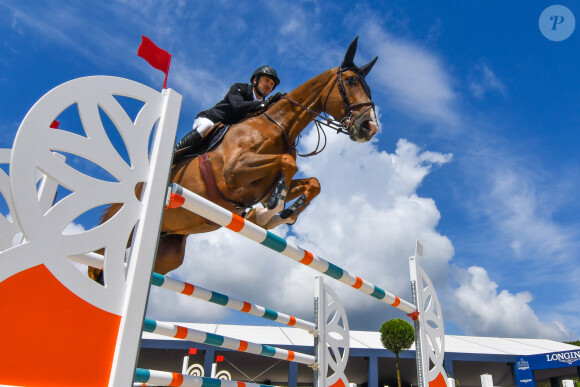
396;353;402;387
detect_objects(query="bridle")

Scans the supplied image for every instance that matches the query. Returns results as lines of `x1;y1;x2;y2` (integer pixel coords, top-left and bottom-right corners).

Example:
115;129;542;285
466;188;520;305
263;67;376;157
329;66;376;131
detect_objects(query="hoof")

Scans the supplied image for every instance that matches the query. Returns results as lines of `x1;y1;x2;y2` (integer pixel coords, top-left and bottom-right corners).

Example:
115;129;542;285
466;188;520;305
283;214;298;225
280;194;306;219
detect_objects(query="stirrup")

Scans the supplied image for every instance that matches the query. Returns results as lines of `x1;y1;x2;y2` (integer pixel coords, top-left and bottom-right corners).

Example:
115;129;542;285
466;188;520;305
280;194;306;219
267;177;289;209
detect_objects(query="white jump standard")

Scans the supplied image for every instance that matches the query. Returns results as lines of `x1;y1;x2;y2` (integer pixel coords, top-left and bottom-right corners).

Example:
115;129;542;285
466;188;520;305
0;75;448;387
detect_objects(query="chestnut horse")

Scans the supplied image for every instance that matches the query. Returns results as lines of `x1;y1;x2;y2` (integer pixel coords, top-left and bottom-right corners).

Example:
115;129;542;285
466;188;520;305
89;37;378;283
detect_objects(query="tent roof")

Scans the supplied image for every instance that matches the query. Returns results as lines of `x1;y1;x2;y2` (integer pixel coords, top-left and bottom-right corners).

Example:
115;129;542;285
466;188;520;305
142;322;578;355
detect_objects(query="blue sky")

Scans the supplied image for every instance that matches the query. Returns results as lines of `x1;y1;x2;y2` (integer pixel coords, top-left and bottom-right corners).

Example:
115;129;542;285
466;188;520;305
1;1;579;341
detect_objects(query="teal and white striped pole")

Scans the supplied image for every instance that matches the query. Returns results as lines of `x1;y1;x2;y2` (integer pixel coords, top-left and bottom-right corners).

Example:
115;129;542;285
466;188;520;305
135;368;275;387
151;272;315;332
167;183;418;316
143;318;316;366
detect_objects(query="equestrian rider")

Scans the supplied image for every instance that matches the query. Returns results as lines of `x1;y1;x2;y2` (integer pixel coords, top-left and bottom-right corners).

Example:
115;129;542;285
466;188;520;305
175;65;284;151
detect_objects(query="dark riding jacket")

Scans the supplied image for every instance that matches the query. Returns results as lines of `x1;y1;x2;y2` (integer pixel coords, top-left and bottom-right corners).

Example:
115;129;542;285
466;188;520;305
197;83;266;125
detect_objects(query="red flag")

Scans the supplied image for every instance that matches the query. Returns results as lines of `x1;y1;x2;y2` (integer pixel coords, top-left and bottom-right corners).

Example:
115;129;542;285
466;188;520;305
137;35;172;89
216;355;224;362
188;348;197;355
50;120;60;129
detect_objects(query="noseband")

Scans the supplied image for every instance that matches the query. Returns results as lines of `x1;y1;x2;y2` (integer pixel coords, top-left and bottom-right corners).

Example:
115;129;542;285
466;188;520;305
265;67;376;157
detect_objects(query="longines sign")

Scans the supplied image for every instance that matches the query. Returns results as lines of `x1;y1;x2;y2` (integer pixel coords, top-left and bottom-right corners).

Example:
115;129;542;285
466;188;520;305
515;350;580;387
544;350;580;366
525;349;580;369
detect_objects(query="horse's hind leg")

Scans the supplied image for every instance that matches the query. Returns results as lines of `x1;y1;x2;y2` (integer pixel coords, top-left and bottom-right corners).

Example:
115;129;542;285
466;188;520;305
87;234;187;284
153;234;188;274
88;199;188;282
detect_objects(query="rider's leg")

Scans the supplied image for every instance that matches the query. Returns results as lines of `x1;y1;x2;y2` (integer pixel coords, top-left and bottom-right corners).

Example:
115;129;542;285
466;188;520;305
175;117;214;151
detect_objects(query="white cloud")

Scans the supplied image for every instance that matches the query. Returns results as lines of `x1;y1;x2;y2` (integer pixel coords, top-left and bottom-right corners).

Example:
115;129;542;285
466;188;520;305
144;18;580;339
63;222;87;235
171;63;230;108
364;23;458;126
451;266;571;340
469;64;507;99
147;130;455;330
487;168;573;260
280;19;303;35
460;141;580;277
4;0;577;340
4;3;98;61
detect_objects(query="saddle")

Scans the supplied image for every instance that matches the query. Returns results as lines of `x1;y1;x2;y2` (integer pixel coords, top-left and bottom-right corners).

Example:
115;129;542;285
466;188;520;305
171;123;248;218
171;120;280;219
173;123;229;163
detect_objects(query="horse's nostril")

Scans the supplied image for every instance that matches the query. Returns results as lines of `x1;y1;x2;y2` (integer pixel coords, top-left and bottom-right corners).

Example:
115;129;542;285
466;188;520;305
360;120;378;137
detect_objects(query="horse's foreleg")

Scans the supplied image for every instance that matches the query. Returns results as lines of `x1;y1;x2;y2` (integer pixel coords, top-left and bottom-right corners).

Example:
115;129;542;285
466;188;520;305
255;185;288;225
245;184;289;229
255;177;321;229
227;153;299;229
285;177;321;203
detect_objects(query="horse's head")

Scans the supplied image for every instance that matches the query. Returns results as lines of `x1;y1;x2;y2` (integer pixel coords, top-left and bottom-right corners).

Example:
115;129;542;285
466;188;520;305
324;37;379;142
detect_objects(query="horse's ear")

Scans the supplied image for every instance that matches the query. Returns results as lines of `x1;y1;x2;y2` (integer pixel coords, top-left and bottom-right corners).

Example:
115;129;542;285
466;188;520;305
341;36;358;68
360;56;378;76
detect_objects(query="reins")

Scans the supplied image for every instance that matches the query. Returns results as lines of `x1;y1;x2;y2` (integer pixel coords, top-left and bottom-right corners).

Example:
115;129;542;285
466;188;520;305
266;67;375;158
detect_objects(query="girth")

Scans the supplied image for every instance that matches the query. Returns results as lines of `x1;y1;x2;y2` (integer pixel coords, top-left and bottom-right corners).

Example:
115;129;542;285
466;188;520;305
198;153;247;217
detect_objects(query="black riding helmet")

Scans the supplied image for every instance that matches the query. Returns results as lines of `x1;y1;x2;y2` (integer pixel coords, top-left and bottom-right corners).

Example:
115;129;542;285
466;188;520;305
251;65;280;88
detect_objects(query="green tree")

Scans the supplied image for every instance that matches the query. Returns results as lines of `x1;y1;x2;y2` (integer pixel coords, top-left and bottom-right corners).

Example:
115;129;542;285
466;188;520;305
380;319;415;387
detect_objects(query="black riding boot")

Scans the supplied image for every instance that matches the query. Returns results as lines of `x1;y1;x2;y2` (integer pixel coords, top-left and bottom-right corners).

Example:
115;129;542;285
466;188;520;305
175;129;202;151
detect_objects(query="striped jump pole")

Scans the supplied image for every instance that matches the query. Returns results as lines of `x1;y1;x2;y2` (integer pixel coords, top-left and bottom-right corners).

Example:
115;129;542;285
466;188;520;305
68;251;316;332
152;273;316;332
143;319;316;366
167;183;419;317
135;368;275;387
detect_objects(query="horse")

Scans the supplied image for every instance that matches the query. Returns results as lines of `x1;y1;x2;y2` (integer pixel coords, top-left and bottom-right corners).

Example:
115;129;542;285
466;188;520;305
88;37;379;283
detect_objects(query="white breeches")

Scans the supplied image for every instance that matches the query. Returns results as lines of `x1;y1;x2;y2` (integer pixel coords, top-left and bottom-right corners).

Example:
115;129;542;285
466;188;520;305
193;117;215;137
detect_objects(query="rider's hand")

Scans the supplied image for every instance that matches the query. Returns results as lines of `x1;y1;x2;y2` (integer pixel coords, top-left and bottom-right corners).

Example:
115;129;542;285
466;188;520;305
267;92;285;105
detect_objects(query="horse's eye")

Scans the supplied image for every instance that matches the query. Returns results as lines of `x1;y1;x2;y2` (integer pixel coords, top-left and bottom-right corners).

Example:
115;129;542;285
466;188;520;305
345;77;358;87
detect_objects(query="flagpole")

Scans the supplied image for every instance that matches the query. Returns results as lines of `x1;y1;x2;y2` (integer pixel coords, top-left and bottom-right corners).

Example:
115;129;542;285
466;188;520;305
163;53;171;89
138;35;172;90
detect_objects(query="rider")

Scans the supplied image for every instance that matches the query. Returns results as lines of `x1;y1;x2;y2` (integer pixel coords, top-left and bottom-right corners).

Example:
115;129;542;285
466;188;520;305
175;65;284;151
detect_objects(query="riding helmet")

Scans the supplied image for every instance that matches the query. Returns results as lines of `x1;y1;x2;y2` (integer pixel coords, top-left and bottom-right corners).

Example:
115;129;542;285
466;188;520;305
251;65;280;87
